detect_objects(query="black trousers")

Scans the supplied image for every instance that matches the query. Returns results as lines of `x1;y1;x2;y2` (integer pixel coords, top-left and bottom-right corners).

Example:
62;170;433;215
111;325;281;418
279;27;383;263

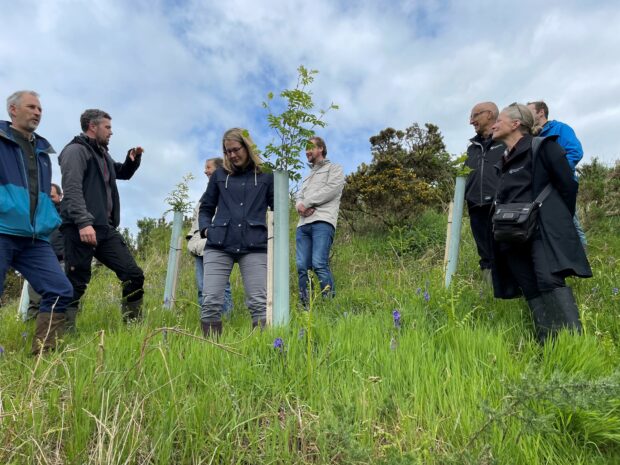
63;225;144;307
498;234;565;300
468;204;494;270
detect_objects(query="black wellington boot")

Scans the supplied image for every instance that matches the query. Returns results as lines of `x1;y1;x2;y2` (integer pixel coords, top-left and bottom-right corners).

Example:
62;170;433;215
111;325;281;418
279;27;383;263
526;295;550;344
201;320;223;338
542;287;583;336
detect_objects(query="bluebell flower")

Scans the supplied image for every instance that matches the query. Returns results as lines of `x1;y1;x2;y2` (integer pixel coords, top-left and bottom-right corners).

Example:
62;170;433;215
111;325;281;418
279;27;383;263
273;337;284;352
392;309;401;328
416;288;422;295
0;346;4;357
424;290;430;302
613;287;619;296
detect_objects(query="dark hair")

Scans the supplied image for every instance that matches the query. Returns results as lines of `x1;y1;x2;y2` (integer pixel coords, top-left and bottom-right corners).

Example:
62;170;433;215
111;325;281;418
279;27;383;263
527;100;549;119
310;136;327;157
206;157;224;169
51;183;62;196
80;109;112;132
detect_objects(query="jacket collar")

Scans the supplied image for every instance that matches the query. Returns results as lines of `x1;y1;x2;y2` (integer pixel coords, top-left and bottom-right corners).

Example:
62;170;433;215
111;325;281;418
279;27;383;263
308;159;330;169
503;134;532;166
0;120;55;154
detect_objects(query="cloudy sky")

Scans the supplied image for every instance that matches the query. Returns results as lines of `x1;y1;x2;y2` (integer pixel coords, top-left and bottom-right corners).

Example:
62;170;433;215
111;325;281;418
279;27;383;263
2;0;618;232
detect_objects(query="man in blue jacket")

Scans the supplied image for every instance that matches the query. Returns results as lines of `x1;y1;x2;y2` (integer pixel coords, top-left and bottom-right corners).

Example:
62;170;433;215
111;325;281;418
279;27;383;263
527;101;587;247
0;90;73;354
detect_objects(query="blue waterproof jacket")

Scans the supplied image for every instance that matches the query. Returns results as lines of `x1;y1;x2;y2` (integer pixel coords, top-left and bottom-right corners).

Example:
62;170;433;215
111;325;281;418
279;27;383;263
539;120;583;172
0;121;60;241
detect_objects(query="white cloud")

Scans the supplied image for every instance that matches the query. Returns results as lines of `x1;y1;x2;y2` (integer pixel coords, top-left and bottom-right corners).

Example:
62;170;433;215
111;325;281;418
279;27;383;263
2;0;618;232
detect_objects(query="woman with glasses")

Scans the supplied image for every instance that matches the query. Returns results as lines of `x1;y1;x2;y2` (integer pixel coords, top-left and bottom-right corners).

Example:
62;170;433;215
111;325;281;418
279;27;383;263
490;103;591;344
198;128;274;337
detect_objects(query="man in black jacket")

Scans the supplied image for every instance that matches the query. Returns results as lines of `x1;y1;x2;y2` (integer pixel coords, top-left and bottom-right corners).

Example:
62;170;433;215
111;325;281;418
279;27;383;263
59;109;144;330
465;102;505;283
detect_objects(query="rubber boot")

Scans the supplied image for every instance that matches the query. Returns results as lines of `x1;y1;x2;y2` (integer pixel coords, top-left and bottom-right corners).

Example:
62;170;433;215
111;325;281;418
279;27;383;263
201;321;222;338
122;298;143;323
31;311;66;355
541;287;583;337
252;318;266;331
64;306;78;334
526;295;550;344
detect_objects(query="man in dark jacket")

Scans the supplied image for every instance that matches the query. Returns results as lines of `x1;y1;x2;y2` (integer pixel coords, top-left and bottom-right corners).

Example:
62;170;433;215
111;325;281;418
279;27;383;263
26;183;66;320
0;90;73;354
59;109;144;330
465;102;505;283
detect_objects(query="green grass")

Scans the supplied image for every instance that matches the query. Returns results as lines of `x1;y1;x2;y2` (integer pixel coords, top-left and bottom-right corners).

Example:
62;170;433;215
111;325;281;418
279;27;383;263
1;212;619;464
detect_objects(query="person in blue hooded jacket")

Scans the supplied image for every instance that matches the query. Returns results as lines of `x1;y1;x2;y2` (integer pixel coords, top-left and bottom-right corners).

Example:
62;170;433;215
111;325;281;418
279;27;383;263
528;100;587;247
198;128;273;337
0;90;73;354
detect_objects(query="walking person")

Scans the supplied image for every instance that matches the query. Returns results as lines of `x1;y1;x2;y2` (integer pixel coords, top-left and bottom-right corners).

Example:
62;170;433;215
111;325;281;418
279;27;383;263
198;128;273;337
295;136;345;306
0;90;73;354
186;157;232;315
59;109;144;331
490;103;592;344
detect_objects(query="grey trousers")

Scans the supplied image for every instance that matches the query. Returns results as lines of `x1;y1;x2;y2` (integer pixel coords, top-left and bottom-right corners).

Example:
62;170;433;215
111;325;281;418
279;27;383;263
201;249;267;324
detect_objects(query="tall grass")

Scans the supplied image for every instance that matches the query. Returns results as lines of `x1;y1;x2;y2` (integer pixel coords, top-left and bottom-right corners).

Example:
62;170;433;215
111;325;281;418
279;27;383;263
1;211;619;464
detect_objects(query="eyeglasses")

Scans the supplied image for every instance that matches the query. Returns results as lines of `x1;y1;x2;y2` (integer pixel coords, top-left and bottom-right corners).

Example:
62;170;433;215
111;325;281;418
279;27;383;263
470;110;491;120
224;146;244;156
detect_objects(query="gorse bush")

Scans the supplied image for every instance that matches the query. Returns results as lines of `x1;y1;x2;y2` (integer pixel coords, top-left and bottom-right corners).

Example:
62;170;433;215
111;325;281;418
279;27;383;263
578;158;620;228
341;123;455;229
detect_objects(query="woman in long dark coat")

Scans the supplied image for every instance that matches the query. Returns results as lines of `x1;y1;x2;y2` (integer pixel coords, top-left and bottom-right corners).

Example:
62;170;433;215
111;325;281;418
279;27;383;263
490;103;592;343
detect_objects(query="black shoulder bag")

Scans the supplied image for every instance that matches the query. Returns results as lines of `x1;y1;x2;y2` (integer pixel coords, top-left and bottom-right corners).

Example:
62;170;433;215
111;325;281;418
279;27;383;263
492;137;552;243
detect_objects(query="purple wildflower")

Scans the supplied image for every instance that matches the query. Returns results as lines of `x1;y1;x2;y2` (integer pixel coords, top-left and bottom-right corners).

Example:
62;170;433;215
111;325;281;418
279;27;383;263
392;309;401;328
416;288;422;295
613;287;619;296
273;337;284;352
424;290;430;302
0;346;4;357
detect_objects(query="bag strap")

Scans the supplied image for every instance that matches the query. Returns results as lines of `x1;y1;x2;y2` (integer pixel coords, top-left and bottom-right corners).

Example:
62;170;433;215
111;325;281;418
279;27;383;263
533;183;552;206
531;136;552;206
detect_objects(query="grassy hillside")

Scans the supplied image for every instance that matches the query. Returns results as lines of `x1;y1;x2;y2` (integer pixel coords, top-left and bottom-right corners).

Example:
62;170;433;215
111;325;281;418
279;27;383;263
1;210;619;464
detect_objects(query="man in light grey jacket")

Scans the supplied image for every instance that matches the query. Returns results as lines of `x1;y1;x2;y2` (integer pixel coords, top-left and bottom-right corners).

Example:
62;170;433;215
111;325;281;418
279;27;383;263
295;136;345;306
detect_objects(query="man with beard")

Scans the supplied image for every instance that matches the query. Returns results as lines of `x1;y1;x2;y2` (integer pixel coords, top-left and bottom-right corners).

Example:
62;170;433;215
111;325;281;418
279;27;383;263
59;109;144;331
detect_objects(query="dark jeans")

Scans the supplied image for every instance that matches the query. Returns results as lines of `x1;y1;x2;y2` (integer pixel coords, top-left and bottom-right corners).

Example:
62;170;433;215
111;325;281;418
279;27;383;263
0;233;73;313
499;234;565;300
63;225;144;308
468;204;494;270
295;221;335;303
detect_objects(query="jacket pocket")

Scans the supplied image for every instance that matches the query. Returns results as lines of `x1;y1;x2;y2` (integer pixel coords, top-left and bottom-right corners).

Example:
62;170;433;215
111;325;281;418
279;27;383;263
206;218;230;247
245;218;267;248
